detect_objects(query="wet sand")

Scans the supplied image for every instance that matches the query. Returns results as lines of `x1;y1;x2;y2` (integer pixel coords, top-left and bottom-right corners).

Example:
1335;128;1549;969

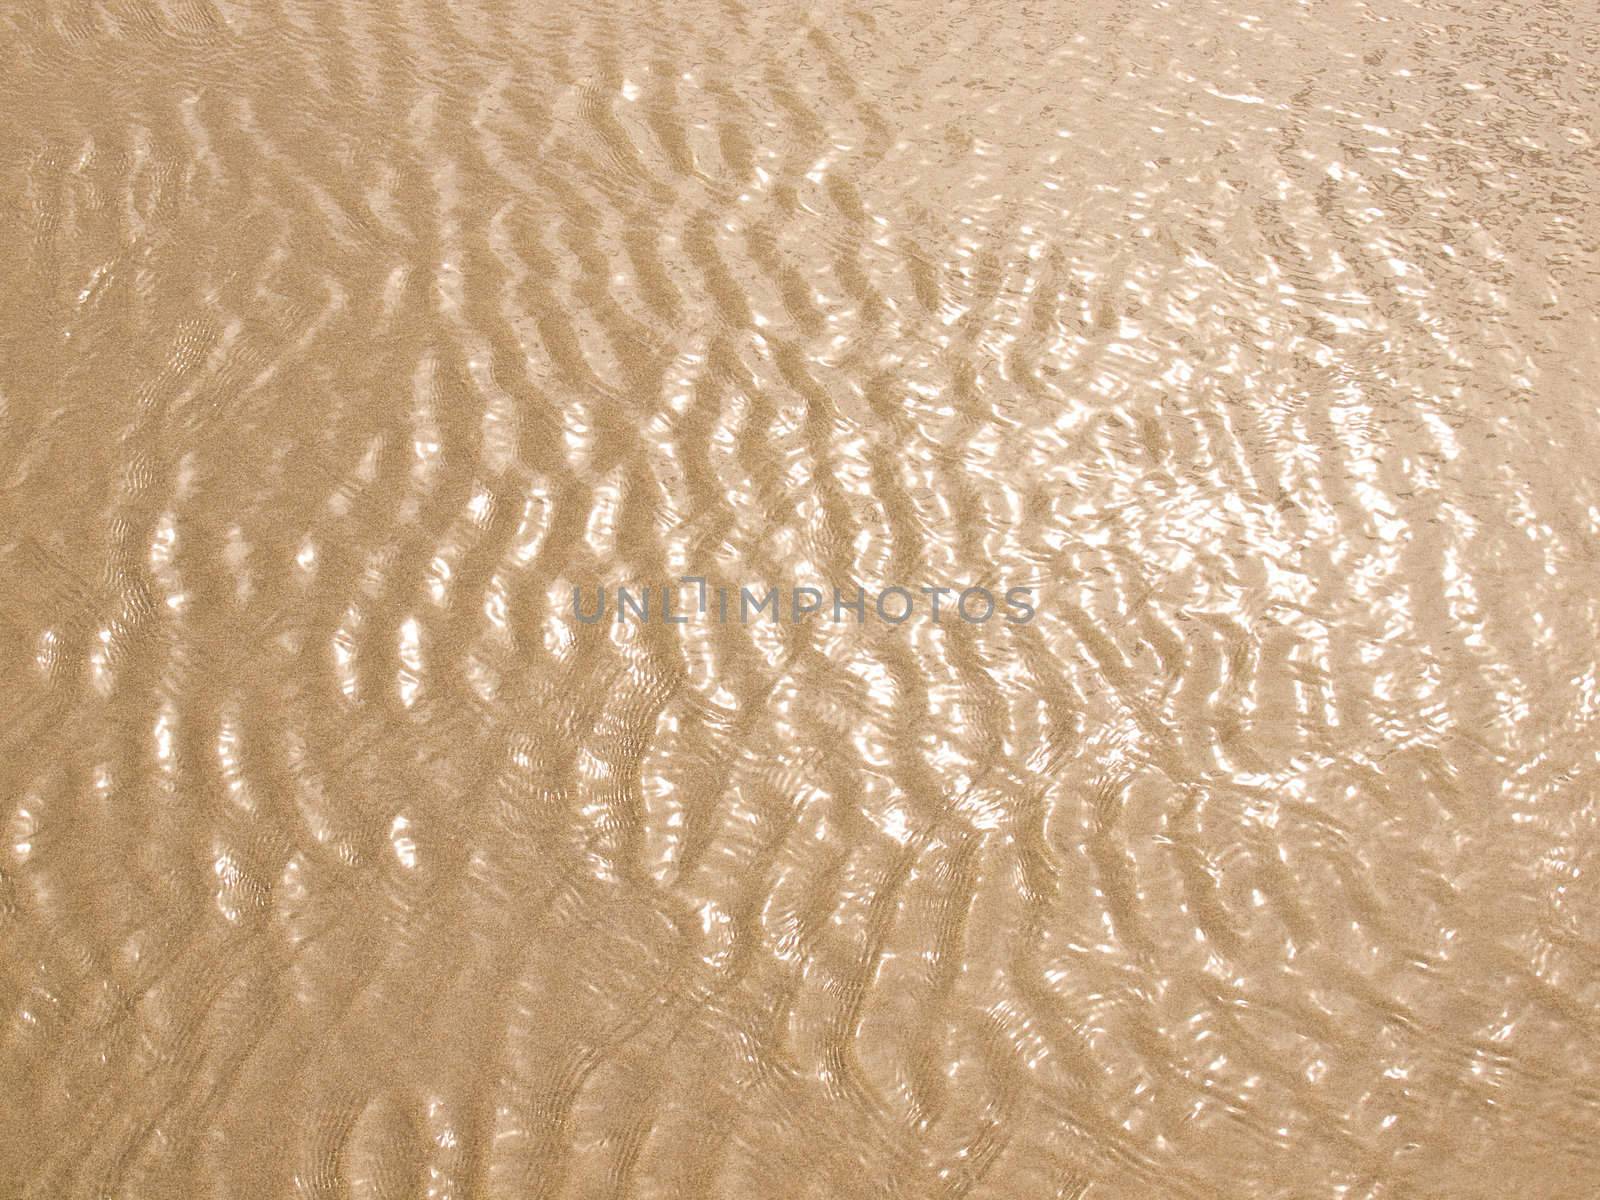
3;0;1600;1195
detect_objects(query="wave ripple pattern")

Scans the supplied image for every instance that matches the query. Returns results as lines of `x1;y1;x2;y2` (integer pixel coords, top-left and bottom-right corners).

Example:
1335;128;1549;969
3;0;1600;1197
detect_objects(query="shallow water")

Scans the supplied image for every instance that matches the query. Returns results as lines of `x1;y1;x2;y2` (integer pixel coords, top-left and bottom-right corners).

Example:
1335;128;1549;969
3;0;1600;1196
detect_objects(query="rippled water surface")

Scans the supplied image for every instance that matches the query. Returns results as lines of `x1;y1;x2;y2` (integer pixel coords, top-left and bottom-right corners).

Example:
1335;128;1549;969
5;0;1600;1195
